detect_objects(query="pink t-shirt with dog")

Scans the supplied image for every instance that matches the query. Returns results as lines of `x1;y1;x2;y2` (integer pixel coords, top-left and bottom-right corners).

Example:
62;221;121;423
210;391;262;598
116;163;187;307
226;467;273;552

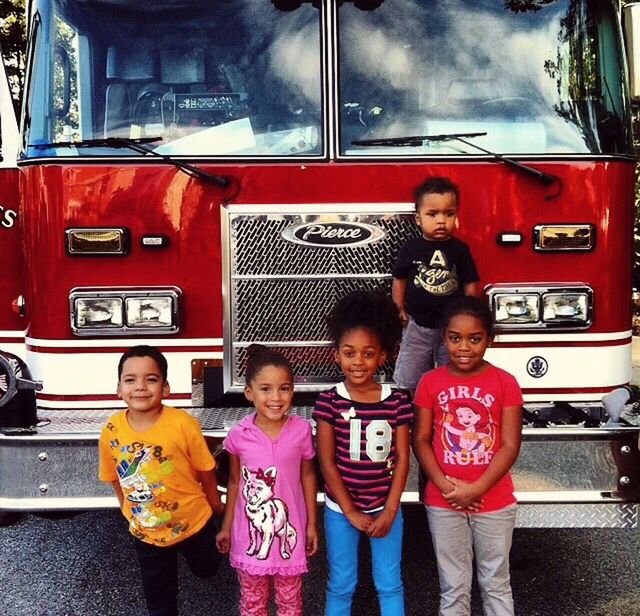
224;413;315;576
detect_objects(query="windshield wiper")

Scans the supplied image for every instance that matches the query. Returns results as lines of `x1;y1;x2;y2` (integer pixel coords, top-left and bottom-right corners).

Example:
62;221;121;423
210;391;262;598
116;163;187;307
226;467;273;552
353;132;561;199
30;137;231;187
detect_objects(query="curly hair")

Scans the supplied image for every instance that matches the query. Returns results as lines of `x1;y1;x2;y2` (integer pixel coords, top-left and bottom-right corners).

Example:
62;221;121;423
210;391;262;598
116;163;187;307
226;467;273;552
245;344;293;385
326;290;402;355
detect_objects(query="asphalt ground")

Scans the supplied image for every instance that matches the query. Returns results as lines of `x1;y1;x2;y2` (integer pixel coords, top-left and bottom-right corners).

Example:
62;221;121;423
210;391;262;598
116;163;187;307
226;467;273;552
1;506;638;616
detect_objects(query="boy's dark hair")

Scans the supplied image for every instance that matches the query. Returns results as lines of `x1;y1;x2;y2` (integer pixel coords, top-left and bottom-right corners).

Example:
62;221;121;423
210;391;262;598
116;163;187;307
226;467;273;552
442;296;494;338
245;344;293;385
414;177;460;212
118;345;168;381
326;290;402;355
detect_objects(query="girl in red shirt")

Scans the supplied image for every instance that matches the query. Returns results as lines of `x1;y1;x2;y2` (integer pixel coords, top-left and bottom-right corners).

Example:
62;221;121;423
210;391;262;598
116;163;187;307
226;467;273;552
413;296;523;616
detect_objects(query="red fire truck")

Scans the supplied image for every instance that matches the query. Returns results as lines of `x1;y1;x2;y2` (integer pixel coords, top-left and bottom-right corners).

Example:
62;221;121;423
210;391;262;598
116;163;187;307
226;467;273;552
1;0;639;527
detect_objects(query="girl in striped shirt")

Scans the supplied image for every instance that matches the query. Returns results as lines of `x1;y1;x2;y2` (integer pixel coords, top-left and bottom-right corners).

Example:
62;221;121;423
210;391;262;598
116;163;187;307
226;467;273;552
313;291;412;616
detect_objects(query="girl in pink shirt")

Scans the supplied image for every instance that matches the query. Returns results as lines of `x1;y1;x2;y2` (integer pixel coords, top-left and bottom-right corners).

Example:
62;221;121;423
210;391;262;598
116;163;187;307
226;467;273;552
216;345;317;616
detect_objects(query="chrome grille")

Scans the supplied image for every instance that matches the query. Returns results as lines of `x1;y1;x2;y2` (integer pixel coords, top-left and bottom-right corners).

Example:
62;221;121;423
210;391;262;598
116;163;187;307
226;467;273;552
224;207;416;389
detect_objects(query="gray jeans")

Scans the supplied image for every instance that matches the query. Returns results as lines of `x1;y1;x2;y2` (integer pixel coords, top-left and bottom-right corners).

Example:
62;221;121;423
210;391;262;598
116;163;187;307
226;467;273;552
393;318;449;390
426;504;517;616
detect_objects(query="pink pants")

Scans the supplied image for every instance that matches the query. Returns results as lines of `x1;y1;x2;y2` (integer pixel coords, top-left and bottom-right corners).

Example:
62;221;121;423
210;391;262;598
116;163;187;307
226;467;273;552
236;569;302;616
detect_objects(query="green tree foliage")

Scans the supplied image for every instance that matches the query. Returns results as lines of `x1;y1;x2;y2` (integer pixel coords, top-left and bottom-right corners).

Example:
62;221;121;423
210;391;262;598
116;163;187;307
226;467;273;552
0;0;26;117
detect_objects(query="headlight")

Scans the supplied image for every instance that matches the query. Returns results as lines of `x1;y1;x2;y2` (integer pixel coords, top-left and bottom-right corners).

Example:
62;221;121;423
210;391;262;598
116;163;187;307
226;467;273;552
126;297;175;328
542;292;589;324
70;288;180;335
74;297;123;329
494;294;539;324
487;285;592;329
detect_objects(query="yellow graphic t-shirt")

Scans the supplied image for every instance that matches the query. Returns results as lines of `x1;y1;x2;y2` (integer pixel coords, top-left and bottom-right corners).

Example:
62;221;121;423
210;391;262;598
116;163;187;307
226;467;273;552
98;405;215;546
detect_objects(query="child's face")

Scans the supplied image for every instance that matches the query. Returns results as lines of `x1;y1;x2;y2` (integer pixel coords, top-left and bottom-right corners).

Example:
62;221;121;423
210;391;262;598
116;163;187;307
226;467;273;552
334;327;386;388
117;356;169;415
444;314;491;375
244;365;293;424
415;191;458;241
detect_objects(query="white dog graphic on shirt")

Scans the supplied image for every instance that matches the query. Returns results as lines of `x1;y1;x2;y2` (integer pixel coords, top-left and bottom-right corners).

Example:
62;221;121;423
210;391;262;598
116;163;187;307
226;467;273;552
242;465;298;560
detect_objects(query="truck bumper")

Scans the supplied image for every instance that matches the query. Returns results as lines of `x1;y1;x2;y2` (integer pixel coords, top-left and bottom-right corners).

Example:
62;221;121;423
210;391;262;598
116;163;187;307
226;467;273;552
1;408;639;528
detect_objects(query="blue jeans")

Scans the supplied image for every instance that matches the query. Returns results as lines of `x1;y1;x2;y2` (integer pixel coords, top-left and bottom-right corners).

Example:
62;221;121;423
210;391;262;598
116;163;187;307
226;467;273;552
393;318;449;390
324;507;405;616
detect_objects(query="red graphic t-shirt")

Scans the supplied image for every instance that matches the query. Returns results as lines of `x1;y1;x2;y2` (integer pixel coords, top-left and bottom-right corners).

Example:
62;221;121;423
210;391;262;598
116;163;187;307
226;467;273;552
414;363;523;512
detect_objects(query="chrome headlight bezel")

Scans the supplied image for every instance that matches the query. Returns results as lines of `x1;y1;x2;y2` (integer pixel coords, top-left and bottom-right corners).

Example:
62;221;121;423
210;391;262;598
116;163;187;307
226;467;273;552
70;287;180;336
488;285;593;330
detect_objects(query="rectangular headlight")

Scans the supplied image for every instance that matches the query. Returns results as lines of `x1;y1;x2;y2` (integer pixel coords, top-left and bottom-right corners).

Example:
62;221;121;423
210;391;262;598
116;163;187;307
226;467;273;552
74;297;123;329
126;296;176;328
66;228;130;255
70;288;180;335
494;294;539;324
542;292;590;325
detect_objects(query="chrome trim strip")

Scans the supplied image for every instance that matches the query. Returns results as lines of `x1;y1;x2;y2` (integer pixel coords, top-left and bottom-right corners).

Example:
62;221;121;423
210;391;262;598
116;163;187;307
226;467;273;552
221;206;233;393
522;427;640;438
233;340;332;348
26;336;223;347
232;274;391;281
513;491;632;503
0;496;117;510
16;151;638;165
495;329;632;343
224;202;414;214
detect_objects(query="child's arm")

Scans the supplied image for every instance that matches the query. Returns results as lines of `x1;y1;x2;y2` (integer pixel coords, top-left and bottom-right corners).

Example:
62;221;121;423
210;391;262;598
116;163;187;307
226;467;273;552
412;405;456;495
316;419;372;533
443;405;523;508
367;423;410;538
110;480;125;508
301;458;318;556
215;453;240;554
197;469;224;516
391;277;409;324
463;281;479;297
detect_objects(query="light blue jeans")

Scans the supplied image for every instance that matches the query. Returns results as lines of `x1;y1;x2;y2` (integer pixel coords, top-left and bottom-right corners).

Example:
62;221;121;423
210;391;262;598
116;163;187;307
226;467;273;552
324;506;405;616
426;505;517;616
393;318;449;390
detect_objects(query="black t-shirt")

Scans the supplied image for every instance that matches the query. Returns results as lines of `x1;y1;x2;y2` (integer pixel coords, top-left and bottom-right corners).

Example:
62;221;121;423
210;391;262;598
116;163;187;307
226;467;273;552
392;236;479;327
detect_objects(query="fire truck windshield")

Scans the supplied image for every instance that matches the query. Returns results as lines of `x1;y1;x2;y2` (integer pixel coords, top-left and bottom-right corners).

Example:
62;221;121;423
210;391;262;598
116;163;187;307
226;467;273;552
338;0;633;157
22;0;323;158
21;0;632;160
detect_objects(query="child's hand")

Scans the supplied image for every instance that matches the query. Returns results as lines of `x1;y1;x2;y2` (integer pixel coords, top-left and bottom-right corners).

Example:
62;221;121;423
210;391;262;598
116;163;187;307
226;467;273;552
215;528;231;554
442;476;484;509
366;508;395;538
399;309;409;327
306;524;319;556
345;509;373;533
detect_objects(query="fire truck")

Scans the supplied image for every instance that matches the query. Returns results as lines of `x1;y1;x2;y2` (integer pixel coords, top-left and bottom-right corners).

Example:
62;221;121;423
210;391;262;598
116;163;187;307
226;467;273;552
1;0;640;528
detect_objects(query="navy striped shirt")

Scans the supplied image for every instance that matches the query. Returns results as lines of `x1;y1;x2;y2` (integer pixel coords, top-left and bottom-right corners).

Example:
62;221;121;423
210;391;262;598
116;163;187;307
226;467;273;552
313;383;413;512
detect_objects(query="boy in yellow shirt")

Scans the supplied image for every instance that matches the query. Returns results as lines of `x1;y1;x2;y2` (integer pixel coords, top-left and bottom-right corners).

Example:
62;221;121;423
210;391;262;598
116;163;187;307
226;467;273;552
99;345;223;616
